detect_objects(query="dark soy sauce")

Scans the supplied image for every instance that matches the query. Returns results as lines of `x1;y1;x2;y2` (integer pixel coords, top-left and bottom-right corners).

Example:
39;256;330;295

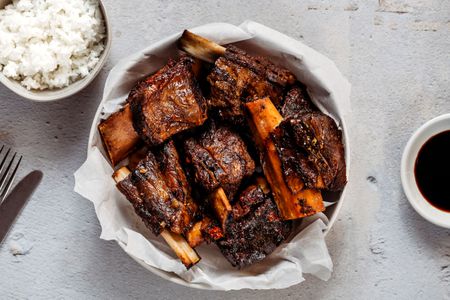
414;130;450;212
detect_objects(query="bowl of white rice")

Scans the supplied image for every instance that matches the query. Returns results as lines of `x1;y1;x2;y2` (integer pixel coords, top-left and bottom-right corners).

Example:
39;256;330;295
0;0;111;101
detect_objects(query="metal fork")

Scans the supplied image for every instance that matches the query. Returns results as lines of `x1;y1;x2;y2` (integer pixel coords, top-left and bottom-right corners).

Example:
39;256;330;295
0;146;22;202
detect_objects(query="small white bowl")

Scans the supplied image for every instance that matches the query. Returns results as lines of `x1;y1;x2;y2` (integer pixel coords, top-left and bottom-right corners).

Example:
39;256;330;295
401;114;450;228
0;0;111;102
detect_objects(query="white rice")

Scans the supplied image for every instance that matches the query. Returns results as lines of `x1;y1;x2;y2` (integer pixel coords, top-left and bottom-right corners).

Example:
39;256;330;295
0;0;105;90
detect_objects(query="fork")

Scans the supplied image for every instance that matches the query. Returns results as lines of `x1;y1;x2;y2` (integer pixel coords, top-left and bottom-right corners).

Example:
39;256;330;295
0;146;22;202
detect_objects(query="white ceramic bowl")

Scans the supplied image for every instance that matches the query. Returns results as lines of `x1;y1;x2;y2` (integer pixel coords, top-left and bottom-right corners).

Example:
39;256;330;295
76;22;351;290
401;114;450;228
0;0;112;102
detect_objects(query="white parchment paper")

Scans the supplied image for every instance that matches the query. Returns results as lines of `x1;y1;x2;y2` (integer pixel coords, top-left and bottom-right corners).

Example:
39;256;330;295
74;21;351;290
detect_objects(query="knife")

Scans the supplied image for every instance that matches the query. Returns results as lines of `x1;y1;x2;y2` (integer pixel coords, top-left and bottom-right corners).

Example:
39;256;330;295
0;171;43;244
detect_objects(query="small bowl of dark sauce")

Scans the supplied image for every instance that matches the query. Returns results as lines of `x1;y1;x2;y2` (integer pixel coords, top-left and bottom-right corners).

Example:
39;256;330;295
401;114;450;228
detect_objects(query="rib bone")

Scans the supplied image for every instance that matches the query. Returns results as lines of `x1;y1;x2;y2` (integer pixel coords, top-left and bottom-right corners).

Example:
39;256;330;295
210;187;232;230
98;104;140;166
245;98;324;220
178;30;226;63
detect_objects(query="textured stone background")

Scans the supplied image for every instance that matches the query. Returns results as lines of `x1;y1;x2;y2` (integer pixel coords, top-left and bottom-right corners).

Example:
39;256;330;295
1;0;450;299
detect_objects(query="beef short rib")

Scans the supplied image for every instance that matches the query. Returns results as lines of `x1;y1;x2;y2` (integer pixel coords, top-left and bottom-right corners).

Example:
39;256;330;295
130;55;208;146
183;122;255;199
116;141;197;235
272;113;346;191
217;181;292;268
207;45;295;124
98;55;206;165
281;84;317;119
245;98;324;220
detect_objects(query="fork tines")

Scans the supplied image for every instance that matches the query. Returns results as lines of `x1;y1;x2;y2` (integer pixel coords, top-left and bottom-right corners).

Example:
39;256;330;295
0;146;22;202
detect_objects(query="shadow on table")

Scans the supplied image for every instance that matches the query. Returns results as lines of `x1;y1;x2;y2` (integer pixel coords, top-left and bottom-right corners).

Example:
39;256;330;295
7;71;107;166
398;185;450;253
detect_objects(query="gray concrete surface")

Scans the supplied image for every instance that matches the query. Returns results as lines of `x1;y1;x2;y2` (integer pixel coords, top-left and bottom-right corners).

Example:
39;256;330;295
1;0;450;299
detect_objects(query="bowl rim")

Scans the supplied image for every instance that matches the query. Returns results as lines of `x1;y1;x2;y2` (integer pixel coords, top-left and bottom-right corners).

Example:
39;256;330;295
84;21;351;290
401;113;450;228
0;0;112;102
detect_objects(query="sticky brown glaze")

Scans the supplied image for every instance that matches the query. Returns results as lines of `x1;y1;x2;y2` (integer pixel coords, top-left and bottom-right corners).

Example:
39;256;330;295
207;45;295;124
98;56;206;165
245;98;324;220
217;182;292;268
272;113;346;191
130;55;208;146
183;122;255;200
116;176;159;232
117;143;197;235
281;83;317;119
155;141;199;233
224;46;296;87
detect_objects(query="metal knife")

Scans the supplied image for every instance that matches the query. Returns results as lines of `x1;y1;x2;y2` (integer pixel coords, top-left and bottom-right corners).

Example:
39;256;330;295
0;171;43;244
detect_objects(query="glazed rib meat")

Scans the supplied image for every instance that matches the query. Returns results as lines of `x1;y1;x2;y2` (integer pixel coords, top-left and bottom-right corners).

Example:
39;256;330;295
98;56;206;165
156;141;199;225
272;113;346;191
217;180;292;268
245;98;324;220
272;83;347;191
183;122;255;200
207;45;295;124
116;141;197;235
281;84;317;119
129;55;208;146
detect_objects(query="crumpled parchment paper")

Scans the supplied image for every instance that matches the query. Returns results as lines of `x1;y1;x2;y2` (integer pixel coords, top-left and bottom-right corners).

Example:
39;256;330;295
74;21;351;290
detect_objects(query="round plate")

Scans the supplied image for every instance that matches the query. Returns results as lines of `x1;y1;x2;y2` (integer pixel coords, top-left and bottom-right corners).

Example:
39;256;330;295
83;21;351;290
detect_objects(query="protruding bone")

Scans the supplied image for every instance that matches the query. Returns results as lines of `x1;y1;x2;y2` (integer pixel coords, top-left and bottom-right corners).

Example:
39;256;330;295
112;166;131;182
210;187;232;230
159;230;201;269
178;30;226;63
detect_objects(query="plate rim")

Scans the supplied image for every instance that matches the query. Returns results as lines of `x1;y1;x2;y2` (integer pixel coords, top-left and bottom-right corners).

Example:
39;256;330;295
85;21;351;290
